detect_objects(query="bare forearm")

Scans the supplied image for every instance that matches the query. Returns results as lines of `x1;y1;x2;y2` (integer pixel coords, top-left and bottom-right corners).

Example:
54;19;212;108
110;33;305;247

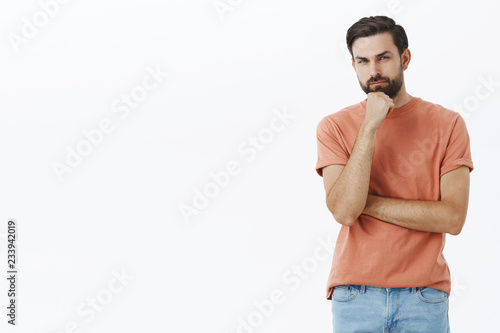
325;92;395;226
327;123;377;225
363;194;464;235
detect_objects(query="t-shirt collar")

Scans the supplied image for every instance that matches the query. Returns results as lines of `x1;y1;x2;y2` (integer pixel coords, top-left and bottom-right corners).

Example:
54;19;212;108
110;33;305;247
360;96;420;117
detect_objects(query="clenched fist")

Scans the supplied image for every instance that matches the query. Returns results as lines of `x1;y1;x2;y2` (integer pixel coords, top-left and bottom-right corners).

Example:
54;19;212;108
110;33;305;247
363;92;394;131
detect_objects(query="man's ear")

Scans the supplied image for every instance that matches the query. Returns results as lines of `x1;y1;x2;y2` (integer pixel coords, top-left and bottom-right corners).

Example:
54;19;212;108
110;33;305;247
401;48;411;70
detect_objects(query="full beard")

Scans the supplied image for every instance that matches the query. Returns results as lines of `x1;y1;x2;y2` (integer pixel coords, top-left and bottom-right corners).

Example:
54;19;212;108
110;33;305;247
359;66;404;99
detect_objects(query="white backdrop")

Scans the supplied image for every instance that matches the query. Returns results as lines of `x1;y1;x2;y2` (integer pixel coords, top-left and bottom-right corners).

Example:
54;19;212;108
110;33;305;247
0;0;499;332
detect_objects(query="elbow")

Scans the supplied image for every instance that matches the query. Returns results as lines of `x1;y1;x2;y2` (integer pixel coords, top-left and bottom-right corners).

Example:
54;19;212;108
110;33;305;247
334;214;357;227
328;206;358;226
448;222;464;236
448;226;463;236
447;212;466;236
326;197;359;227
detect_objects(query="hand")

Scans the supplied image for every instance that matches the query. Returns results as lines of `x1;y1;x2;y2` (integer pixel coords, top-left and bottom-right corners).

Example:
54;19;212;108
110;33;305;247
363;92;394;131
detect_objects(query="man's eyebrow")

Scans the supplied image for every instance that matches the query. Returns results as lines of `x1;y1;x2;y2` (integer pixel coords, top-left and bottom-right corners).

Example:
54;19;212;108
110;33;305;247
376;50;393;57
354;50;393;60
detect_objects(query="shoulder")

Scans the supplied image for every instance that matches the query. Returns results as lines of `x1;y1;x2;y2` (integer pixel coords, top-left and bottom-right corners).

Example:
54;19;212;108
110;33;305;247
415;98;470;140
416;98;461;123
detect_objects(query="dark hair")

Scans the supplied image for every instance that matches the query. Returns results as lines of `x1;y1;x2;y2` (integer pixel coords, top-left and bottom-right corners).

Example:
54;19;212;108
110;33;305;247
346;16;408;59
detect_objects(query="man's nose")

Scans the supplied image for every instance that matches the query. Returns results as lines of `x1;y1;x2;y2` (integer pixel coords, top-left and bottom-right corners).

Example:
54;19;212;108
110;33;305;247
369;63;381;78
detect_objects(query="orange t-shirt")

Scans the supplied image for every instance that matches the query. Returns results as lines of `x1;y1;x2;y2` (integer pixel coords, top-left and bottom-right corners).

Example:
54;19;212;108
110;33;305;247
315;97;474;300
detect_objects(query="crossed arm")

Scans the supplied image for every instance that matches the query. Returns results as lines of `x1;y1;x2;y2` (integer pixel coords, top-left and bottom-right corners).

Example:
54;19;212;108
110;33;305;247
364;166;470;235
322;119;471;235
323;164;470;235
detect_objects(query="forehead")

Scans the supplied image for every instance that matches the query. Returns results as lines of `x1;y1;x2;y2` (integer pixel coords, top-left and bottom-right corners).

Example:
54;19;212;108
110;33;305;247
351;32;398;58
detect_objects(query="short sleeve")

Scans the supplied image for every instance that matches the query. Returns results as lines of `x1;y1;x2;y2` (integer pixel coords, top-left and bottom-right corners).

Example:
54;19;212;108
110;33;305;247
315;116;349;177
440;114;474;177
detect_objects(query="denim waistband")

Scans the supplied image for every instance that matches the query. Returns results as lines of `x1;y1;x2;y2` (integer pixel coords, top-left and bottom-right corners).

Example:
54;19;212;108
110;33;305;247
347;285;418;294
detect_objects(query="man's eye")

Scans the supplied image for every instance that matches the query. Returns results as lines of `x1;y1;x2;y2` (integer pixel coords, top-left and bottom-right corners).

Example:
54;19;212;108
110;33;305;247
358;59;367;64
380;56;388;60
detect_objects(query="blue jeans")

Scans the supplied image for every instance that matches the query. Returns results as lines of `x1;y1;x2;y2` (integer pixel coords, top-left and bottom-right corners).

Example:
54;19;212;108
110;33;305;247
331;285;450;333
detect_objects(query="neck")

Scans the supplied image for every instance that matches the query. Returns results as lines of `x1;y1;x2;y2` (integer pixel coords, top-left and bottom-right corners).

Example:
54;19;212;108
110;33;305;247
392;86;413;108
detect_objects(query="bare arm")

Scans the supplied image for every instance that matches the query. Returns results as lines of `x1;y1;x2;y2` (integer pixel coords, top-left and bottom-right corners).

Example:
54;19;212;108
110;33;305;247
323;92;394;226
362;166;471;235
323;126;376;225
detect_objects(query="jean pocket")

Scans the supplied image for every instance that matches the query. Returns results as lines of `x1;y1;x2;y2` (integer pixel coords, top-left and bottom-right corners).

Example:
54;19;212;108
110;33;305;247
331;285;359;302
417;287;449;303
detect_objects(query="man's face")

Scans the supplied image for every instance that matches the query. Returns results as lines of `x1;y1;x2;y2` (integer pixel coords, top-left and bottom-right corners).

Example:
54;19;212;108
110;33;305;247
351;32;406;99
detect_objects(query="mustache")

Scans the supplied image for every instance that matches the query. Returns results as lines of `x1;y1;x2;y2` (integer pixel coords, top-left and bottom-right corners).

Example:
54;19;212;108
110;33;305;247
367;76;391;84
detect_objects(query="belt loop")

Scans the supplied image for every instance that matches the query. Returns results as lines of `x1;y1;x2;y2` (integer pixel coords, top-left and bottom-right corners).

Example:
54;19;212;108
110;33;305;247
360;285;366;294
411;287;417;293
